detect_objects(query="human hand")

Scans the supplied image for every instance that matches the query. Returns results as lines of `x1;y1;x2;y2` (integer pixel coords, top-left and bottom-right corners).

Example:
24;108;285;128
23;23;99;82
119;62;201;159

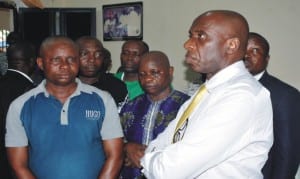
124;142;146;168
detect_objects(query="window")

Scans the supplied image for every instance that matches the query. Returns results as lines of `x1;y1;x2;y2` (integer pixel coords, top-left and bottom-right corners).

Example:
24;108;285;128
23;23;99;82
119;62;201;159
18;8;96;50
0;1;18;52
0;1;18;75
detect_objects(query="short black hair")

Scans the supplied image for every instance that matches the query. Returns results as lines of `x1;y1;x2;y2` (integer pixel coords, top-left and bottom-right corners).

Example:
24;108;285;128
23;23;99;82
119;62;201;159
76;36;103;50
249;32;270;57
101;48;112;72
7;40;36;67
6;31;21;46
39;36;77;58
122;40;149;54
141;41;149;53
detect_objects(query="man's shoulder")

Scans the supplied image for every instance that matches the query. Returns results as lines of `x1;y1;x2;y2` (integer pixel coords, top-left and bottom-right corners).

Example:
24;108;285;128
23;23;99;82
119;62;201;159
8;86;42;109
79;82;115;102
114;72;123;79
122;93;146;108
172;90;189;97
128;93;146;102
0;71;32;86
80;82;110;96
171;90;190;101
210;62;265;95
0;70;23;80
261;73;299;96
218;70;265;97
99;73;126;88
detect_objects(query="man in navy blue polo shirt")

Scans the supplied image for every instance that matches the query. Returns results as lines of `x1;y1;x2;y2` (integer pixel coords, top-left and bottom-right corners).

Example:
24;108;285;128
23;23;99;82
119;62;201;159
5;36;124;179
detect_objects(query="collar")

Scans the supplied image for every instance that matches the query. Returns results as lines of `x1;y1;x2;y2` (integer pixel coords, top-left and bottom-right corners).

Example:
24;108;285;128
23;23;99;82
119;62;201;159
146;89;175;103
254;71;265;80
6;69;34;83
205;61;249;92
37;78;82;98
121;72;125;81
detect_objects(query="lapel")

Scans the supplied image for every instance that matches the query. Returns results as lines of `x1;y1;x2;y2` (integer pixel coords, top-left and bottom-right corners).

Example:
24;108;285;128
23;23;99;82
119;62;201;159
259;71;271;87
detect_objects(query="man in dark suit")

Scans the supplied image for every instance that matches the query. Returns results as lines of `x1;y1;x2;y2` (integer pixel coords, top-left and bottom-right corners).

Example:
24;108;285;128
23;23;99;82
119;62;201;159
244;32;300;179
0;41;36;179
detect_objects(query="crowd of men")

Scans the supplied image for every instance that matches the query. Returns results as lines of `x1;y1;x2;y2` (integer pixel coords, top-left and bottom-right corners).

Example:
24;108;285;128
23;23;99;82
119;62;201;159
0;9;299;179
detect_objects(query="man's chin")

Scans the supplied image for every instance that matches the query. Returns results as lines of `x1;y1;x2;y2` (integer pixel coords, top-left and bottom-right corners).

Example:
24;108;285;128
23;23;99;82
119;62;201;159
123;69;138;73
187;64;201;73
81;72;98;77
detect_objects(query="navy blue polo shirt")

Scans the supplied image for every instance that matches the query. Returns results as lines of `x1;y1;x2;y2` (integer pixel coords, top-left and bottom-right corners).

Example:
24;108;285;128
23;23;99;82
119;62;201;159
6;79;123;179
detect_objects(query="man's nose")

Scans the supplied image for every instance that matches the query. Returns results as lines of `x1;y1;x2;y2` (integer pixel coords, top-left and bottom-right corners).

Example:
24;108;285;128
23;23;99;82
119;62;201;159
244;53;250;60
184;38;194;51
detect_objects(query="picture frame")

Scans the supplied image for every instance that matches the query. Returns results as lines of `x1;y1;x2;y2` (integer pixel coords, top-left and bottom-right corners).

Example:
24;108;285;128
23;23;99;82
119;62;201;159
102;2;143;41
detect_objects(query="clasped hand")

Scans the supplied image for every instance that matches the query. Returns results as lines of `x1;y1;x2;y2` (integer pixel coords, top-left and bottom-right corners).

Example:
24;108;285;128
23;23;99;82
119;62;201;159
124;142;147;168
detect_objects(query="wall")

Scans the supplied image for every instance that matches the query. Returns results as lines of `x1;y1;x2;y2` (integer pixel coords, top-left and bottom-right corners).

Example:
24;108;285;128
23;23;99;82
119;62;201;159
0;8;14;30
34;0;300;92
14;0;300;177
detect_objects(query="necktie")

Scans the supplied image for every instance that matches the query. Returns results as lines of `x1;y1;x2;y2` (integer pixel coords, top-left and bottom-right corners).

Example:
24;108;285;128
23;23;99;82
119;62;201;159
173;85;207;143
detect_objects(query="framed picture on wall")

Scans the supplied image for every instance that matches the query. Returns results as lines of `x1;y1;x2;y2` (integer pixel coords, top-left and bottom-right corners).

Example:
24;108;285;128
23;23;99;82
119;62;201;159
103;2;143;41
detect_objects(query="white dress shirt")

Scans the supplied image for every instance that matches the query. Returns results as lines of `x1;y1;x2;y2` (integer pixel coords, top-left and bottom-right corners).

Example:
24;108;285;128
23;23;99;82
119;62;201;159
141;61;273;179
254;70;265;80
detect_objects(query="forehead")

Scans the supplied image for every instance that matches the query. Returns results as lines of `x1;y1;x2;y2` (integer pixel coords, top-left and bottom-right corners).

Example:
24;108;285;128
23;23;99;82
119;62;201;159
80;40;102;49
141;56;166;70
190;13;231;37
191;14;216;30
123;41;142;50
46;42;78;56
247;37;263;47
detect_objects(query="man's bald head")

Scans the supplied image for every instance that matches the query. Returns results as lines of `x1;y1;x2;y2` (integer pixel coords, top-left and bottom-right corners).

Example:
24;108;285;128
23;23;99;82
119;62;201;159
193;10;249;60
184;10;249;78
140;51;171;70
39;36;78;58
138;51;174;101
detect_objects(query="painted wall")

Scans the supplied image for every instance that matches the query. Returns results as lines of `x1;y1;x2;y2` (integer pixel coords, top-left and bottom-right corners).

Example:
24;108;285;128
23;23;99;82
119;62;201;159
0;8;14;31
32;0;299;93
12;0;300;177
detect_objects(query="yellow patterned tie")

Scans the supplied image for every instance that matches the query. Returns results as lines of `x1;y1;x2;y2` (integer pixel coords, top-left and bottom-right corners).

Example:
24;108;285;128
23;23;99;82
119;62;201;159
173;85;207;143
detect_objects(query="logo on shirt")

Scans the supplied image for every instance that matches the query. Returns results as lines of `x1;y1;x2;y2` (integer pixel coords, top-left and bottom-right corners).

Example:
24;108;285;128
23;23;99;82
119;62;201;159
85;110;101;120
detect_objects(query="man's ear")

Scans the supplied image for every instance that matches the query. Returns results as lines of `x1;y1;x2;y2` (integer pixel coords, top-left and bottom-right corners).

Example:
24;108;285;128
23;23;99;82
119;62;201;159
226;37;240;54
169;66;174;76
266;55;270;63
265;55;270;68
169;66;174;82
36;57;44;71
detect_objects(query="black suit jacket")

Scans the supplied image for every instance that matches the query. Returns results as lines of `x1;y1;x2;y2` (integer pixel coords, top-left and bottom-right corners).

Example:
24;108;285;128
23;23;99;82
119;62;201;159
260;72;300;179
0;70;35;179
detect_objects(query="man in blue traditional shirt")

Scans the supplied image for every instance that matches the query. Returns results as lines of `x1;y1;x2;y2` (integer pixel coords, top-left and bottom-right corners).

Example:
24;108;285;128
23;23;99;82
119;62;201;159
119;51;189;179
5;36;123;179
